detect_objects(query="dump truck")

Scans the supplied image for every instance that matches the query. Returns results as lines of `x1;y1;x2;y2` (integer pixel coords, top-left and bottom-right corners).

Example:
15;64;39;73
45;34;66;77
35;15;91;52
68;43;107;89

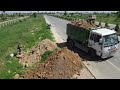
66;18;119;59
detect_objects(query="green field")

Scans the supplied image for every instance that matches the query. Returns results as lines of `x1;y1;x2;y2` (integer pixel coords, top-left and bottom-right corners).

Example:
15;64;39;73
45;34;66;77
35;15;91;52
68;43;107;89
95;14;120;24
57;13;120;24
56;13;120;35
0;15;20;22
0;15;54;79
0;13;29;22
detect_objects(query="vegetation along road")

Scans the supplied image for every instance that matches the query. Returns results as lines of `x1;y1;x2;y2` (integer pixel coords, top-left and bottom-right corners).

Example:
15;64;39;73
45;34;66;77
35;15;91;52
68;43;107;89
0;15;53;79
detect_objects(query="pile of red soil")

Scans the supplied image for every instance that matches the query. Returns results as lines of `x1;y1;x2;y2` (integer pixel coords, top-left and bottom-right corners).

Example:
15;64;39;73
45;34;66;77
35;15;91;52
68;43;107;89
20;47;84;79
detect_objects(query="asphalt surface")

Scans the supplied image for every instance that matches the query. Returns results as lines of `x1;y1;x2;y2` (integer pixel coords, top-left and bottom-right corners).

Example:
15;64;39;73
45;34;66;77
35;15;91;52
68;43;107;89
44;15;120;79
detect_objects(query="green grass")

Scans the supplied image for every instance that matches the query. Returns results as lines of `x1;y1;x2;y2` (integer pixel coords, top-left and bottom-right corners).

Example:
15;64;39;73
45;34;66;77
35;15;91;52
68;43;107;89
0;15;54;79
96;15;120;24
57;13;120;24
40;48;58;63
40;50;53;63
0;16;19;22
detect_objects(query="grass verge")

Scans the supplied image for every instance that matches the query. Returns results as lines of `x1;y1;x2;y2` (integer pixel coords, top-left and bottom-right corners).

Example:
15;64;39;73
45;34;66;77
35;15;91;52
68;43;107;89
40;50;53;63
0;15;54;79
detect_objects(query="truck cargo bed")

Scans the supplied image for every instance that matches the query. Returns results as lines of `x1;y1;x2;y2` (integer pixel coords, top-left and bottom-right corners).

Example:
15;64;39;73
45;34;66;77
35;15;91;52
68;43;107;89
67;23;90;43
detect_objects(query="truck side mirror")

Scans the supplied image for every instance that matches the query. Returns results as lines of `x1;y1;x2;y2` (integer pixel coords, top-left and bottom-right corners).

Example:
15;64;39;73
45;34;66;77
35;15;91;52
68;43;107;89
99;38;102;44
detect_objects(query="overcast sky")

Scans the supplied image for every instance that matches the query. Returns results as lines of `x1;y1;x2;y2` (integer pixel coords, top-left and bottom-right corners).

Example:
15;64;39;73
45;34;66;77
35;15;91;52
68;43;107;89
0;11;117;14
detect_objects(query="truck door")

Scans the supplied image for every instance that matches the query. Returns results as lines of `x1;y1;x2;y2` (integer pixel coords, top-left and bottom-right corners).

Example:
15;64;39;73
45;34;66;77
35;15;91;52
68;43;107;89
88;33;95;47
93;34;102;56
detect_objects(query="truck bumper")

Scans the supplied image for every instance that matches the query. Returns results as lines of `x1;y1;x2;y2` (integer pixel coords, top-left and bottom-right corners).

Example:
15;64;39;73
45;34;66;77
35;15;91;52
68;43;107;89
101;49;118;59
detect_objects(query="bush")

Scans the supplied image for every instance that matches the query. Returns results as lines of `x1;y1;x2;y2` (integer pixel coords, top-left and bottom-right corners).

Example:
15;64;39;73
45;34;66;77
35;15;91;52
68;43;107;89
1;17;7;21
107;13;110;17
40;50;53;63
115;24;119;32
19;20;22;22
33;13;37;18
117;11;120;18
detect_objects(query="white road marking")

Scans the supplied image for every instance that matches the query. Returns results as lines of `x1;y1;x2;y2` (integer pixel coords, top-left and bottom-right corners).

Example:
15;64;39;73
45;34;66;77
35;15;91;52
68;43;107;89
107;60;120;72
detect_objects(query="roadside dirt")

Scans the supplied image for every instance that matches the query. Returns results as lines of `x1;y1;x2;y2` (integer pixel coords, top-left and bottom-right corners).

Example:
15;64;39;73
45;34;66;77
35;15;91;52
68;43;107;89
14;17;95;79
19;47;84;79
17;39;57;67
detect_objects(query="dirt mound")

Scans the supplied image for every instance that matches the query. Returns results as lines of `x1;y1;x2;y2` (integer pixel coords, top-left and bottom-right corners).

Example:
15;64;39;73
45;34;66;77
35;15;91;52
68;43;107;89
71;19;96;29
18;39;57;67
20;47;84;79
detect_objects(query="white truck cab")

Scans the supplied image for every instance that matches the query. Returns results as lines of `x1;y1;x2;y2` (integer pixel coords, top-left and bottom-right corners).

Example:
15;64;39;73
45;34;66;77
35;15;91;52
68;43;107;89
88;28;119;59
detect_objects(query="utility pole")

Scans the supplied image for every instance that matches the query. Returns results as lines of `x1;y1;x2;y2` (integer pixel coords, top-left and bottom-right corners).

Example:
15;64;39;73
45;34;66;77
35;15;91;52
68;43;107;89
64;11;67;16
2;11;6;17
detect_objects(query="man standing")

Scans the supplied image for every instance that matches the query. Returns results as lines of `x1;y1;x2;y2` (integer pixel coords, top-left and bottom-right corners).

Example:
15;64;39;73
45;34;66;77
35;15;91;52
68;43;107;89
17;42;22;55
99;21;101;27
105;21;110;28
115;23;119;32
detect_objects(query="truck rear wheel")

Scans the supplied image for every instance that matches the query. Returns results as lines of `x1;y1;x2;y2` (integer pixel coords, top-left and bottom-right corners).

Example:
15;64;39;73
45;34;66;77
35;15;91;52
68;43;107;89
67;38;74;49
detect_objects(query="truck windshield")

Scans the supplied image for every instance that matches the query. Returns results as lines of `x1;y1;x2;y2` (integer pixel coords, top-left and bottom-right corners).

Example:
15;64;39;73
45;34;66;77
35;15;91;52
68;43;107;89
103;33;118;47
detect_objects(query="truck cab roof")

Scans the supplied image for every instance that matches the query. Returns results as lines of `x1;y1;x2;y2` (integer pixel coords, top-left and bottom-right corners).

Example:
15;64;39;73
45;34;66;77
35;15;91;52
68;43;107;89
91;28;116;36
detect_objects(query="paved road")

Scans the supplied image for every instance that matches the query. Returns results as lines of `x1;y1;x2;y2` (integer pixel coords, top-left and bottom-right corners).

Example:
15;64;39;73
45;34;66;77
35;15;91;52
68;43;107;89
44;15;120;79
44;15;69;41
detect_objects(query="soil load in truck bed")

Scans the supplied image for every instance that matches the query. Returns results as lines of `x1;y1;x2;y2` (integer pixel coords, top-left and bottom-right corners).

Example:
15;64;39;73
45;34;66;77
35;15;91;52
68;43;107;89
70;19;97;30
19;47;84;79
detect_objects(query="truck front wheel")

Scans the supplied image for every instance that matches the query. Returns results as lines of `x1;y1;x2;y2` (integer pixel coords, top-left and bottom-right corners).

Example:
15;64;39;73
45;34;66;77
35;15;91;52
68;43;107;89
67;38;74;49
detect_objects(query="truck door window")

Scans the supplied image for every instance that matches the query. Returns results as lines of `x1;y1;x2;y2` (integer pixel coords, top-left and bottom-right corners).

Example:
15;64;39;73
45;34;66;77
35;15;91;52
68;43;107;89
90;34;94;40
94;35;101;42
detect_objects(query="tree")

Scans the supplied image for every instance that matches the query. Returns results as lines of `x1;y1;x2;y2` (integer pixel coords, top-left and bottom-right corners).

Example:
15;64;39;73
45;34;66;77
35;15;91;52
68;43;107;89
93;12;97;15
2;11;5;15
1;11;6;17
115;24;119;32
70;13;74;16
18;13;21;17
33;13;37;18
1;11;7;20
107;13;110;17
116;11;120;18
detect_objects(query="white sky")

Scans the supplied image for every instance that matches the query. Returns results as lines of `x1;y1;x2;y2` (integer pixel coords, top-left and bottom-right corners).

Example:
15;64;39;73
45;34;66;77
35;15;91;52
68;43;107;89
0;11;117;14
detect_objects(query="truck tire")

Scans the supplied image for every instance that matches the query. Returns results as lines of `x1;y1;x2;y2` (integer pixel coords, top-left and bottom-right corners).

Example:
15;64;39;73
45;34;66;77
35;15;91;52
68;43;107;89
67;38;74;49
